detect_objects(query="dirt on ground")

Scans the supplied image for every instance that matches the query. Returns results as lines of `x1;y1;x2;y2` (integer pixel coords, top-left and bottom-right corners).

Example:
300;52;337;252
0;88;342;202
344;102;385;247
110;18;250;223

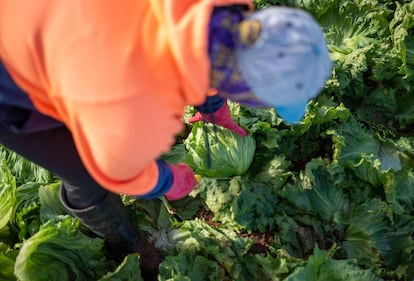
196;207;274;254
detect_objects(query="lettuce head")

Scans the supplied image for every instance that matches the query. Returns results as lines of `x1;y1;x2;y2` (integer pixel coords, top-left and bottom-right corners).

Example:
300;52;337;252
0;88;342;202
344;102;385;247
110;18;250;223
184;122;256;178
14;216;109;281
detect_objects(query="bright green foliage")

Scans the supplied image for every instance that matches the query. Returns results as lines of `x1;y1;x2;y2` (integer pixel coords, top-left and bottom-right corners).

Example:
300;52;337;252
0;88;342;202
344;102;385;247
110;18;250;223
184;122;256;178
343;199;414;269
0;242;18;281
98;254;143;281
285;246;383;281
197;176;281;232
11;182;42;241
159;254;226;281
158;220;293;281
39;182;68;223
0;157;16;230
2;148;56;185
14;216;109;281
280;159;350;222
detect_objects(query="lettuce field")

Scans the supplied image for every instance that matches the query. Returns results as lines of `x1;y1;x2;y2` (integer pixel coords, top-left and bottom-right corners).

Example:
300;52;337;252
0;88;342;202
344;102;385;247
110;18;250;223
1;0;414;280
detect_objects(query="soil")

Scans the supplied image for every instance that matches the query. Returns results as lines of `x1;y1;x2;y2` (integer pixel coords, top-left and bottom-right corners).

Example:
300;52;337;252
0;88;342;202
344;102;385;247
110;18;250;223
241;231;275;255
196;207;274;254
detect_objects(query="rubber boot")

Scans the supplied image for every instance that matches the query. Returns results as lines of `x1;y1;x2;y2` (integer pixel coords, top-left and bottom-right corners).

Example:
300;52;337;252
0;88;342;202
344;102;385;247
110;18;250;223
60;186;163;281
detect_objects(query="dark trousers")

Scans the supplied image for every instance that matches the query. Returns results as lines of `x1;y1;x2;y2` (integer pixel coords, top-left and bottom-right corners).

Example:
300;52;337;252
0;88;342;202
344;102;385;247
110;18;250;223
0;123;108;209
1;59;108;209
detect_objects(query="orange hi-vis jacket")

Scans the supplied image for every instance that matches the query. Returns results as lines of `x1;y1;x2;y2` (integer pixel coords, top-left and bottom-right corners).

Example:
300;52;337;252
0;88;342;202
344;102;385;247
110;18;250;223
0;0;252;195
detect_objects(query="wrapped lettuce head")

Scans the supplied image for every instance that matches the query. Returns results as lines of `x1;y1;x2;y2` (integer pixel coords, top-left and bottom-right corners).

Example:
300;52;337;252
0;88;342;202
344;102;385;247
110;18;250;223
184;122;256;178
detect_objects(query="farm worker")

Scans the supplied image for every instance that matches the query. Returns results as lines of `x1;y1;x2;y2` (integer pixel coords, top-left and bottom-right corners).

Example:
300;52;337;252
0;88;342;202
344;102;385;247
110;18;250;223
0;0;332;280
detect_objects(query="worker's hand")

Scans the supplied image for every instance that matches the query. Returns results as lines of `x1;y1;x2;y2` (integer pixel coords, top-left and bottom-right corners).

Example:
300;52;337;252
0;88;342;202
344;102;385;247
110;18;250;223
188;103;247;137
165;163;198;201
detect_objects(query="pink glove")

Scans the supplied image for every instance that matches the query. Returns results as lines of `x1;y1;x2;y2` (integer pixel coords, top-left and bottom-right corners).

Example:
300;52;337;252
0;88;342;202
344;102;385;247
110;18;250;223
165;163;198;201
188;103;247;137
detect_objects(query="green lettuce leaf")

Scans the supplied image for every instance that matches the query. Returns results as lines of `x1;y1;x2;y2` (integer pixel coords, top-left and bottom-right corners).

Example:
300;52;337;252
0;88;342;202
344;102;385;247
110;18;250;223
280;158;349;222
98;254;143;281
1;147;56;185
385;169;414;214
197;176;280;232
285;246;383;281
14;216;109;281
270;101;349;166
184;122;256;178
159;219;290;281
329;120;381;164
159;254;226;281
236;104;281;135
171;220;249;279
0;157;16;230
343;198;414;269
312;0;392;91
390;1;414;78
11;182;42;240
39;182;68;223
0;242;18;281
160;144;187;165
240;253;294;281
329;120;412;188
249;154;293;190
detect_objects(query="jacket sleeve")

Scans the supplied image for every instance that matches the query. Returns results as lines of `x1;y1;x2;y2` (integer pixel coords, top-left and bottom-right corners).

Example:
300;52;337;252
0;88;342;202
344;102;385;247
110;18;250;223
59;96;183;196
